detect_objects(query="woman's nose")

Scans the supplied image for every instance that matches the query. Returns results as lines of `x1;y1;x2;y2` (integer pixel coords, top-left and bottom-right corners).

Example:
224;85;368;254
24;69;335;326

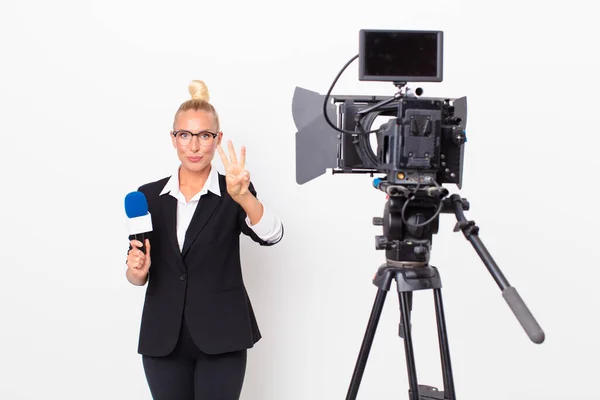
189;136;200;151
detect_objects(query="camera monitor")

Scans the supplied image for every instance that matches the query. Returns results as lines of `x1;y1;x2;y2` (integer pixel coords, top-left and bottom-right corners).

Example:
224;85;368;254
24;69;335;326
359;29;443;83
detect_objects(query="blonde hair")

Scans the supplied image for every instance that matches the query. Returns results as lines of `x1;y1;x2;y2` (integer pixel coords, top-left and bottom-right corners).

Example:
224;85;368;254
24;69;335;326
173;80;220;130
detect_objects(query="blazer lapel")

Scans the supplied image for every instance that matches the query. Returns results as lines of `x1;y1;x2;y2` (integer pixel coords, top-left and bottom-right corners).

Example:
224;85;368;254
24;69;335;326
160;194;186;271
181;191;222;257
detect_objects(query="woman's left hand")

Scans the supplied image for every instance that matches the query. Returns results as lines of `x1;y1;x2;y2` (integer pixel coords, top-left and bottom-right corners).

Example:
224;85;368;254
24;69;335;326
217;140;251;201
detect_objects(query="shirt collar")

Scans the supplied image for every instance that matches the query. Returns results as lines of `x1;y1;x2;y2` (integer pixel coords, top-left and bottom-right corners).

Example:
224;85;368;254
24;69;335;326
160;164;221;201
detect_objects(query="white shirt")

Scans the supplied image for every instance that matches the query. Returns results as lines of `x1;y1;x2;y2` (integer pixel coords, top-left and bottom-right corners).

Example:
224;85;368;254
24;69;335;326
159;164;283;251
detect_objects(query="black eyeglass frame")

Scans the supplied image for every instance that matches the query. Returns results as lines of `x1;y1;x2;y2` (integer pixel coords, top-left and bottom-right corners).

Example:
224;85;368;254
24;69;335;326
172;130;219;140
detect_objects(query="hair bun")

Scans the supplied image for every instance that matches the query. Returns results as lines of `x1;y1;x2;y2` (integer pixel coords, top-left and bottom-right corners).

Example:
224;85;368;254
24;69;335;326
188;80;210;102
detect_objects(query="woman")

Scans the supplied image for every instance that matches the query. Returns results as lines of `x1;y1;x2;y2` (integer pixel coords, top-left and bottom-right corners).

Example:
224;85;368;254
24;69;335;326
125;80;283;399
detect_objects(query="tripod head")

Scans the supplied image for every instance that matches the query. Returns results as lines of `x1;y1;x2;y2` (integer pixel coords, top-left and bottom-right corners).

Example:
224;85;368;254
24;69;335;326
372;178;469;268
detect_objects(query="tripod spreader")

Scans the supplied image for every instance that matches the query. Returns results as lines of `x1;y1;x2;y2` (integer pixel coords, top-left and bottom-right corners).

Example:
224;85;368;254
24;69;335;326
447;194;545;344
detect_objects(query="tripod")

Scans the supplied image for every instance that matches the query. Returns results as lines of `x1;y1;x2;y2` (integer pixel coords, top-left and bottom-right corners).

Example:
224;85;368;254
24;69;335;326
345;185;545;400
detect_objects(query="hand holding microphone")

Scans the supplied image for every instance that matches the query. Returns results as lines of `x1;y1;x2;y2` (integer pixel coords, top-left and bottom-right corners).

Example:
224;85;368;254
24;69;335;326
125;191;153;285
127;239;151;283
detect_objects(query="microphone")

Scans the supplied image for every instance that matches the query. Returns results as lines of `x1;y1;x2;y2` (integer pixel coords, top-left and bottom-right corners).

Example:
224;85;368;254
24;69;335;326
125;191;153;255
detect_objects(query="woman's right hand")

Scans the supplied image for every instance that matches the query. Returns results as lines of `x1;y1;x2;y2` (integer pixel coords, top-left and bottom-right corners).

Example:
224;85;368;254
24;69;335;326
126;239;151;285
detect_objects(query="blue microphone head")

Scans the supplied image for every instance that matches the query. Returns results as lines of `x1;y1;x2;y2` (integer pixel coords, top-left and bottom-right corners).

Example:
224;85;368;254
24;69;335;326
125;191;148;218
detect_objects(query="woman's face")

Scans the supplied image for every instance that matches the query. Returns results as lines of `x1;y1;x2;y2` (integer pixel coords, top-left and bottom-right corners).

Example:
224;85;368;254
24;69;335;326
171;109;222;174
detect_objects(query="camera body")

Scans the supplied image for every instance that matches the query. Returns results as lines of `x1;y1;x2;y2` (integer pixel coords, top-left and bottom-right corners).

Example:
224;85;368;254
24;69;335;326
336;93;467;188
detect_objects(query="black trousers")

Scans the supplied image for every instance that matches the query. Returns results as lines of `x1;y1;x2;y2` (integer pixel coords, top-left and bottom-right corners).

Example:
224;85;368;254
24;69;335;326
142;318;247;400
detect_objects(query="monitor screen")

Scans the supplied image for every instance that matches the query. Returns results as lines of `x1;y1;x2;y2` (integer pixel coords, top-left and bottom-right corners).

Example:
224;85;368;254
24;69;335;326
359;30;443;82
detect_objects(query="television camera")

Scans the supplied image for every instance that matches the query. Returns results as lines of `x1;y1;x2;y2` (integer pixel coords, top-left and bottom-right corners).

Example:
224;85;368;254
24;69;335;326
292;29;544;400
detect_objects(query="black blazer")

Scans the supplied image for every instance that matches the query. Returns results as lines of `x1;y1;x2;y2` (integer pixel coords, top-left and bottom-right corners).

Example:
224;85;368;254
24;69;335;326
134;173;281;357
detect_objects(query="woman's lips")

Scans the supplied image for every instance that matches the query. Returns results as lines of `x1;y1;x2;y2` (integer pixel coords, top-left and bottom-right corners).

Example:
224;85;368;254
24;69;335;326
188;156;202;163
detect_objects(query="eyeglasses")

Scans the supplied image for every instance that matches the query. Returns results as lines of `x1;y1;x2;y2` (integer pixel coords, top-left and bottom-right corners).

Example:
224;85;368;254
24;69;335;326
172;130;218;147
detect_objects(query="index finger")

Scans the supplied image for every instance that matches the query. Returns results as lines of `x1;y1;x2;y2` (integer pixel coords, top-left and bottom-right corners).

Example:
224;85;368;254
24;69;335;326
227;140;238;165
216;144;230;168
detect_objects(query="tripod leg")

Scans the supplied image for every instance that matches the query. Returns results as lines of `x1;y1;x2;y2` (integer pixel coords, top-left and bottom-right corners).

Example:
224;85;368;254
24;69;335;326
399;292;413;338
399;291;420;400
346;288;388;400
434;288;456;400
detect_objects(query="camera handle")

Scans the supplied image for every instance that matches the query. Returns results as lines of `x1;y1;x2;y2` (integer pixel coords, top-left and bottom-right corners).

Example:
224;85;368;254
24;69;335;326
447;194;545;344
355;82;424;120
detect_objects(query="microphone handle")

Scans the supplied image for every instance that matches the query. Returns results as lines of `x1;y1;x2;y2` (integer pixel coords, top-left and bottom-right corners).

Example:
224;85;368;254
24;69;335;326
129;232;149;255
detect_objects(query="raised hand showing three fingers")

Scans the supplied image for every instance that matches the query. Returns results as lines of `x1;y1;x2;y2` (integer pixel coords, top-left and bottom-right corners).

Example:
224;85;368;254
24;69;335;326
217;140;250;201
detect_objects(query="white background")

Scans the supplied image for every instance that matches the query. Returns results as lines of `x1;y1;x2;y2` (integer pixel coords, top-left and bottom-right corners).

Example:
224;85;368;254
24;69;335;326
1;0;598;399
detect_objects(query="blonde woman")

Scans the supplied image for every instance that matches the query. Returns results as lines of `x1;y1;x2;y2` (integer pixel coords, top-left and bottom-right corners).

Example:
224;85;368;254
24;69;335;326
126;80;283;399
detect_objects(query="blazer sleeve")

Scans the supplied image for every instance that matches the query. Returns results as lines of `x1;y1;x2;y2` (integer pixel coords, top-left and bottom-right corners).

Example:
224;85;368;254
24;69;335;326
239;182;284;246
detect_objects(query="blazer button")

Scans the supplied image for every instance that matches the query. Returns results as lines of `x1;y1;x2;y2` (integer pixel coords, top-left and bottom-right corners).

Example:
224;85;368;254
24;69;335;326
180;274;187;281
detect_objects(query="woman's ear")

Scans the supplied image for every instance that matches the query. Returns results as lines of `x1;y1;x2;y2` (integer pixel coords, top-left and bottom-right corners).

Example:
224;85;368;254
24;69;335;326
170;130;177;148
217;131;223;146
